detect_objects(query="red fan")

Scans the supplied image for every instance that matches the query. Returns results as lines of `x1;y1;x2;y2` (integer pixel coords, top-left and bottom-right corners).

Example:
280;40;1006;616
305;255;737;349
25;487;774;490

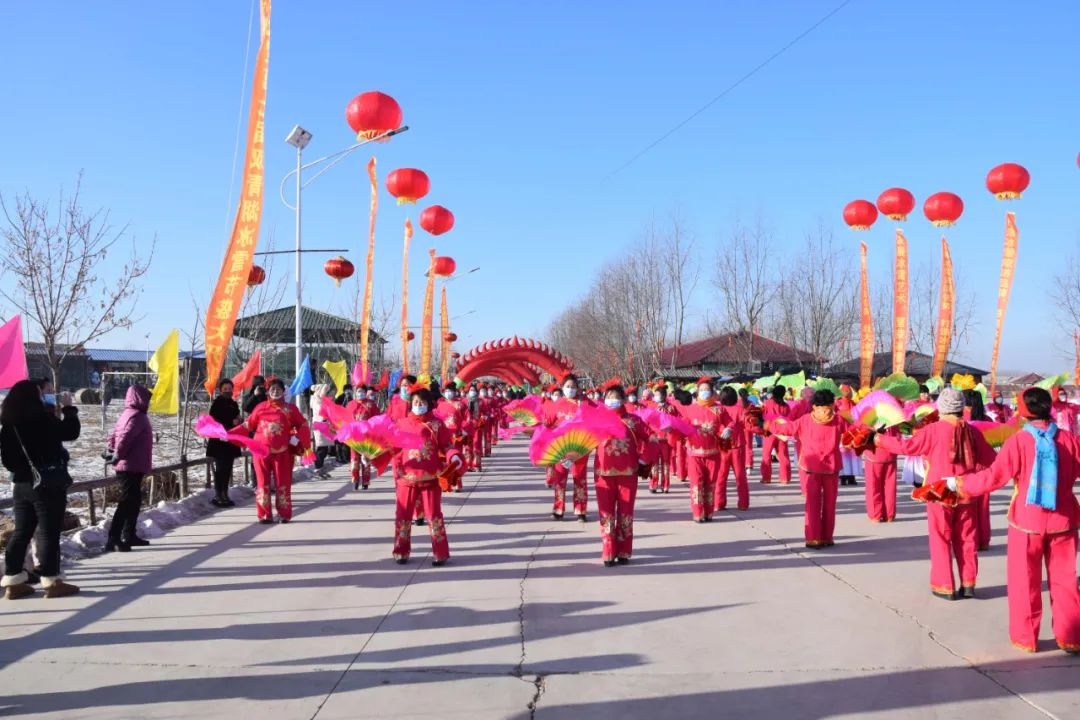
195;416;270;459
911;480;960;508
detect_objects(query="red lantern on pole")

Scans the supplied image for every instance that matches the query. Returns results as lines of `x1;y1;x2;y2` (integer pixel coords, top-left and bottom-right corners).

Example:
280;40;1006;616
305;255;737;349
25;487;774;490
843;200;878;231
444;332;458;343
985;163;1030;200
386;169;430;205
247;265;266;288
406;331;416;341
345;91;402;141
324;256;355;287
876;188;915;221
432;256;457;277
923;192;964;227
419;205;455;236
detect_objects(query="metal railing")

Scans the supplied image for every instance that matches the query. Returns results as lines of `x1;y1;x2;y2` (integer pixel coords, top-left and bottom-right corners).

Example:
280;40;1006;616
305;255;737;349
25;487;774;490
0;454;252;524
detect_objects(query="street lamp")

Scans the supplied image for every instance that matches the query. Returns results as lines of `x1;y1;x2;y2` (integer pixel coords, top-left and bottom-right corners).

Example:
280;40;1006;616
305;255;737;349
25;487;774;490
277;124;409;377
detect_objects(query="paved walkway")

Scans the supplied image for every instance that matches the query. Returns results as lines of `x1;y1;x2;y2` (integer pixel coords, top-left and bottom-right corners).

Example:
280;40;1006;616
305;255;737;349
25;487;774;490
0;437;1076;719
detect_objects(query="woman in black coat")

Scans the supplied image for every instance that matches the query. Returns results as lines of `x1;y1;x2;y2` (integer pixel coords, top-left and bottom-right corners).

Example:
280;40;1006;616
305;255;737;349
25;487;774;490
206;379;242;507
1;379;81;599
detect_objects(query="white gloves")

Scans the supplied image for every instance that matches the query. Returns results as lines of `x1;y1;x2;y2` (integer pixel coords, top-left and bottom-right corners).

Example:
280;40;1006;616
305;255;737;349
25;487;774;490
944;477;958;492
289;436;300;447
560;459;573;468
720;428;733;440
449;455;464;469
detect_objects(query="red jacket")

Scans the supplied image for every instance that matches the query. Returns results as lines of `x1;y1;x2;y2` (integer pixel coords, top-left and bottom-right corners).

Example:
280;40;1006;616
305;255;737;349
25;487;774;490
346;398;380;421
394;412;461;485
388;394;409;422
1051;401;1078;433
863;426;899;463
595;407;656;477
543;397;593;427
876;418;996;500
678;400;731;457
957;421;1080;535
243;399;311;454
718;402;748;449
786;413;848;475
763;399;793;436
437;398;473;439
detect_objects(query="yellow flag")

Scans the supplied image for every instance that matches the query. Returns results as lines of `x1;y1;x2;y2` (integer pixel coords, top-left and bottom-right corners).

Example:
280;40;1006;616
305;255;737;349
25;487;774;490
322;360;348;398
148;329;180;415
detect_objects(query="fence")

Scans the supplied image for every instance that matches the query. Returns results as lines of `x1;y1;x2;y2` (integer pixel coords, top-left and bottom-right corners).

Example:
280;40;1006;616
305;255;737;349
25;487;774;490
0;454;252;525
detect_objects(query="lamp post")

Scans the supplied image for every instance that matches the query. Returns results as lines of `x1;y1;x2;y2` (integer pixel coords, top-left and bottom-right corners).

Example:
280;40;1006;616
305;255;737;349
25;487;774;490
278;124;409;377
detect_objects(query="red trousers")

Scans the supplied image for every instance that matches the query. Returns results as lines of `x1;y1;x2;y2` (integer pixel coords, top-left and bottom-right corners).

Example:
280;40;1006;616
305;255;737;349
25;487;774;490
760;436;791;484
350;450;370;488
470;429;484;471
804;471;838;546
672;439;687;481
483;421;493;456
687;454;719;521
595;475;638;561
716;447;749;511
649;442;672;491
863;459;897;522
253;452;294;521
1006;527;1080;652
743;430;755;470
393;480;449;561
928;502;978;595
977;494;992;549
550;456;589;515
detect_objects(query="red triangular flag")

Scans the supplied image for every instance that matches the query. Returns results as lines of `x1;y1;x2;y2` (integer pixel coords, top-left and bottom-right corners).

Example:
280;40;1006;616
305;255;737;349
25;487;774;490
231;350;261;392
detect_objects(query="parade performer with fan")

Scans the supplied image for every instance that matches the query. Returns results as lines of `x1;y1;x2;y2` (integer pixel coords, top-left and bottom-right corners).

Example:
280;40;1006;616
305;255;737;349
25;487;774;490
541;384;562;487
986;391;1013;424
863;424;899;523
645;382;678;494
836;385;861;487
239;379;311;524
761;386;793;485
679;377;731;523
1051;388;1078;434
543;373;594;521
945;387;1080;654
875;388;997;599
391;380;463;566
437;384;473;491
348;385;383;489
716;387;750;511
739;387;758;472
964;389;995;551
593;379;655;566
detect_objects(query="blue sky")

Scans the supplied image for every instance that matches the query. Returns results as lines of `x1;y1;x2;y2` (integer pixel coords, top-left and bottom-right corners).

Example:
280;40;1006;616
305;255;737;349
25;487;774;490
2;1;1078;373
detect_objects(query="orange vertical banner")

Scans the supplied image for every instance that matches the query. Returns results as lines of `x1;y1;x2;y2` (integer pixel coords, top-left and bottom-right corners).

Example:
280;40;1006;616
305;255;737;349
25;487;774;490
859;242;874;389
204;0;271;394
400;219;413;373
1074;329;1080;389
358;157;377;383
892;228;909;374
440;285;450;384
989;212;1019;396
420;249;436;375
932;237;955;377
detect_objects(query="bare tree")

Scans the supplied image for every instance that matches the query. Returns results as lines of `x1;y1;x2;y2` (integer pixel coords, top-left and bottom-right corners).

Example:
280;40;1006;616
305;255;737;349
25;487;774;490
0;174;154;388
660;213;699;369
714;216;778;364
1049;250;1080;360
906;260;978;357
231;233;288;367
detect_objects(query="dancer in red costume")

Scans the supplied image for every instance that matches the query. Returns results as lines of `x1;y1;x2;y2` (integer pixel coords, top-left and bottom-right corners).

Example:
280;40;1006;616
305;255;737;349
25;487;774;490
593;380;655;566
1051;388;1078;433
761;386;793;485
948;387;1080;654
543;374;594;522
646;382;678;494
678;377;731;523
437;384;473;491
240;379;311;524
863;426;899;522
876;387;996;599
391;381;463;566
345;385;381;490
715;387;750;511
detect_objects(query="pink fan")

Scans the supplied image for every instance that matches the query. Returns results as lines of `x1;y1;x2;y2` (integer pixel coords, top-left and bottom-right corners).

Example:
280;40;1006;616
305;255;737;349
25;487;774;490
504;395;544;427
529;404;626;466
319;401;354;433
499;424;535;441
633;407;697;437
852;390;906;429
195;415;270;459
336;415;424;463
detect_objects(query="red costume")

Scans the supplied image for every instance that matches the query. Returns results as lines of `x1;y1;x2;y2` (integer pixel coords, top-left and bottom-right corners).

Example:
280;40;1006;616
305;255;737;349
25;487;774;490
646;397;678;493
392;410;461;563
863;427;899;522
679;399;730;522
877;418;996;596
593;406;655;563
956;422;1080;653
1051;399;1078;434
241;399;311;522
760;399;793;484
783;408;846;547
985;401;1013;424
544;395;593;518
437;397;473;490
346;396;380;488
716;402;749;511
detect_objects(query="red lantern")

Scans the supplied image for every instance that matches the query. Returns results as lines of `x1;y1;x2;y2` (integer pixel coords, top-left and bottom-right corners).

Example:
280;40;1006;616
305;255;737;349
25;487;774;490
247;265;266;288
875;188;915;222
444;332;458;343
345;92;402;141
923;192;964;227
419;205;455;236
985;163;1030;200
843;200;878;231
432;256;457;277
386;168;430;205
406;331;416;341
324;256;355;287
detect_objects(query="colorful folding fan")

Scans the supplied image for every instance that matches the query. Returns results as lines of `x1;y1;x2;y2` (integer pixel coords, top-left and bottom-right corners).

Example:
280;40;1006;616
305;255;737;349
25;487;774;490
873;373;921;402
504;395;543;427
335;415;424;476
852;390;906;429
528;404;627;467
970;419;1025;449
194;415;270;459
318;400;354;433
498;424;536;441
632;407;697;438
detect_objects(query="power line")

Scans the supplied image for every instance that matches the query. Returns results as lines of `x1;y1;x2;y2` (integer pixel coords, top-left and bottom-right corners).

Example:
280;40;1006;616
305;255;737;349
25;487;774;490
606;0;853;178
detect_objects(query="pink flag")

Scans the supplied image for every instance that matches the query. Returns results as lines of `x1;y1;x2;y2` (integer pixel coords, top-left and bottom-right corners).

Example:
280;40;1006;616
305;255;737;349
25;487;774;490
0;316;28;389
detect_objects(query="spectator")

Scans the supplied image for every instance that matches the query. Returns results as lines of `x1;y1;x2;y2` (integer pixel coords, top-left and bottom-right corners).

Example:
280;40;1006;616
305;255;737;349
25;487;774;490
0;379;81;599
243;375;267;415
206;379;241;507
105;385;153;553
309;384;335;470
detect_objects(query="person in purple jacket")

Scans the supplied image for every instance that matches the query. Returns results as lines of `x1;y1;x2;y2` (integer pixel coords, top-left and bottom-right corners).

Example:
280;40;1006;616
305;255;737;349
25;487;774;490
106;385;153;552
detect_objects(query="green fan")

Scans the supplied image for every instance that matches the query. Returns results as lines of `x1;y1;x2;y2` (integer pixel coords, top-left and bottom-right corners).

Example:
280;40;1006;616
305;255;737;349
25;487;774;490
874;372;920;401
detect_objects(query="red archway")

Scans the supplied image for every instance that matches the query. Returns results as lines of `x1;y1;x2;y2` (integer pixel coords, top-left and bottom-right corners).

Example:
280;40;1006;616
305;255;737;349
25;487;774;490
455;337;574;385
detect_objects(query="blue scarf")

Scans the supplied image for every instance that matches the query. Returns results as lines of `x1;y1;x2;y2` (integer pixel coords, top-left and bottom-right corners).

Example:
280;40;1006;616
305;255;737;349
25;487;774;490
1023;423;1058;511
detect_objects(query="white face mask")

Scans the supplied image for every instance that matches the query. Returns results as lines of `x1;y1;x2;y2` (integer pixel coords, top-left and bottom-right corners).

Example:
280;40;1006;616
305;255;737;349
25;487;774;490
444;391;456;400
564;387;578;398
412;403;428;416
698;389;712;401
552;395;562;402
399;387;409;399
468;391;478;399
366;394;376;401
627;395;637;404
605;398;623;410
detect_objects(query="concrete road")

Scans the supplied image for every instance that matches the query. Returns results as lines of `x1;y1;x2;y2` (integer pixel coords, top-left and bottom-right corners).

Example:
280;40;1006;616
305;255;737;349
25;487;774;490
0;437;1076;719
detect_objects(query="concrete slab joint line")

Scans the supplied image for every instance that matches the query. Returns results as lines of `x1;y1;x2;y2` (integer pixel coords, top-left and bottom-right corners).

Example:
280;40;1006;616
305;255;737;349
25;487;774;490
727;510;1063;720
